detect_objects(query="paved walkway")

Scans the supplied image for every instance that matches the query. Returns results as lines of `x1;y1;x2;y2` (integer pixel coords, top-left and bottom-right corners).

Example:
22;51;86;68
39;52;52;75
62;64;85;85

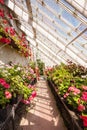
19;77;67;130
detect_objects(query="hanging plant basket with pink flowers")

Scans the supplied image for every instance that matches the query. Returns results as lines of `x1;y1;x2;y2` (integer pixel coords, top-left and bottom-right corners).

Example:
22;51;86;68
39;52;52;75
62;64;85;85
0;1;32;58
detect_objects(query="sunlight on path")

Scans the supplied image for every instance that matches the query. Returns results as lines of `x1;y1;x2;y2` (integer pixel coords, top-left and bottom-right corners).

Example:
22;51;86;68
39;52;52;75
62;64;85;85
19;77;67;130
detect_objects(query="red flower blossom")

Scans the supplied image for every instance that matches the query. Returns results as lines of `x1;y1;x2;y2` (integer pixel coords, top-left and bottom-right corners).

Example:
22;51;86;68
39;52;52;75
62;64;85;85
23;44;27;48
77;104;85;111
8;13;13;19
32;91;36;98
24;52;29;57
80;115;87;127
0;0;4;4
0;37;11;44
81;92;87;101
5;27;9;33
5;91;12;99
5;38;11;44
0;78;5;84
0;9;4;17
4;83;10;89
10;27;15;36
0;78;10;88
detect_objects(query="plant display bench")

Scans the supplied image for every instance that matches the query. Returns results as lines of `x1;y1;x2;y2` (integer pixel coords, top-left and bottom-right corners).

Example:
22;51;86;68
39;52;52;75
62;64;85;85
0;96;22;130
47;79;84;130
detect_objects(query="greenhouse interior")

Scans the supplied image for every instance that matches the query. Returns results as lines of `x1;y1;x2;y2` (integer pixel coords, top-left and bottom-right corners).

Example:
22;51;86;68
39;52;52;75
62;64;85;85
0;0;87;130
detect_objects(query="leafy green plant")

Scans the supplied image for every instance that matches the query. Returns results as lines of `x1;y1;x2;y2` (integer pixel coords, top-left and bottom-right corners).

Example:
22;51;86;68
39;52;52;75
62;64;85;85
0;64;37;108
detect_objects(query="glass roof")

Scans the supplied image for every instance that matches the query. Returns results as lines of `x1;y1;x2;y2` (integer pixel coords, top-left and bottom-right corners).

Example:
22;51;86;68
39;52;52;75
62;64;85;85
5;0;87;66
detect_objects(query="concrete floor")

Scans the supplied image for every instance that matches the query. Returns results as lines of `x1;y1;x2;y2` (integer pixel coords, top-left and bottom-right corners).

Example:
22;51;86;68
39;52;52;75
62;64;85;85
19;77;67;130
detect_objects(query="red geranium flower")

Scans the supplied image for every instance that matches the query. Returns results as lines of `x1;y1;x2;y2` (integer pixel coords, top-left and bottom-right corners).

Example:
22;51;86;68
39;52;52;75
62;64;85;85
0;37;11;44
10;27;15;36
5;38;11;44
77;104;85;111
0;78;10;89
0;9;4;17
32;91;36;98
0;0;4;4
81;92;87;101
5;27;9;33
80;115;87;127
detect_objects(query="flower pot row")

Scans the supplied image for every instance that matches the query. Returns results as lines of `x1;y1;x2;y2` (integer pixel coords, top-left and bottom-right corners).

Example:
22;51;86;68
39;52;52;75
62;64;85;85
47;79;83;130
0;95;22;130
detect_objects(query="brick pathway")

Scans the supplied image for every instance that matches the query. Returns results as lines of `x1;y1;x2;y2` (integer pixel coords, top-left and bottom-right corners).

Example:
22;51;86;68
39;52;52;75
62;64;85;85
19;77;67;130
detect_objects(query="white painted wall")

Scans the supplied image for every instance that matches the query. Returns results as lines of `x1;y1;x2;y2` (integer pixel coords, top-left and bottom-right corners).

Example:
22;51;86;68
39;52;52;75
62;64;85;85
0;43;29;66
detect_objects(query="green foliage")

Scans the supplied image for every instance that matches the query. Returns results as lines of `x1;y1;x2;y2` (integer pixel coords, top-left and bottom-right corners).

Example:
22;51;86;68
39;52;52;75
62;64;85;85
0;64;36;108
37;59;45;75
46;61;87;116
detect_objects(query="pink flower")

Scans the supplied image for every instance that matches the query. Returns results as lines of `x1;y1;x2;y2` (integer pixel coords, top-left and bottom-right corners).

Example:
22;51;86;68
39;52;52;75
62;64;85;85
28;84;32;88
77;104;85;111
21;99;30;104
28;95;33;101
81;92;87;101
68;86;76;91
63;92;69;98
32;91;36;98
4;83;10;89
68;86;80;95
5;91;12;99
82;85;87;91
0;78;5;83
80;115;87;127
0;78;6;86
0;78;10;88
29;68;34;74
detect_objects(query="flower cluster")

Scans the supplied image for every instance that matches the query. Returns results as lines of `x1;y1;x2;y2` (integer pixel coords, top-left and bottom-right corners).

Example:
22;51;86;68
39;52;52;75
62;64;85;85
0;78;12;107
45;61;87;128
0;37;11;44
0;1;32;58
81;115;87;127
0;63;37;108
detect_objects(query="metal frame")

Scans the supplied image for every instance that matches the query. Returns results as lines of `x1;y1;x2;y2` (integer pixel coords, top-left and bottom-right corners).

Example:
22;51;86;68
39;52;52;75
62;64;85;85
5;0;87;66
